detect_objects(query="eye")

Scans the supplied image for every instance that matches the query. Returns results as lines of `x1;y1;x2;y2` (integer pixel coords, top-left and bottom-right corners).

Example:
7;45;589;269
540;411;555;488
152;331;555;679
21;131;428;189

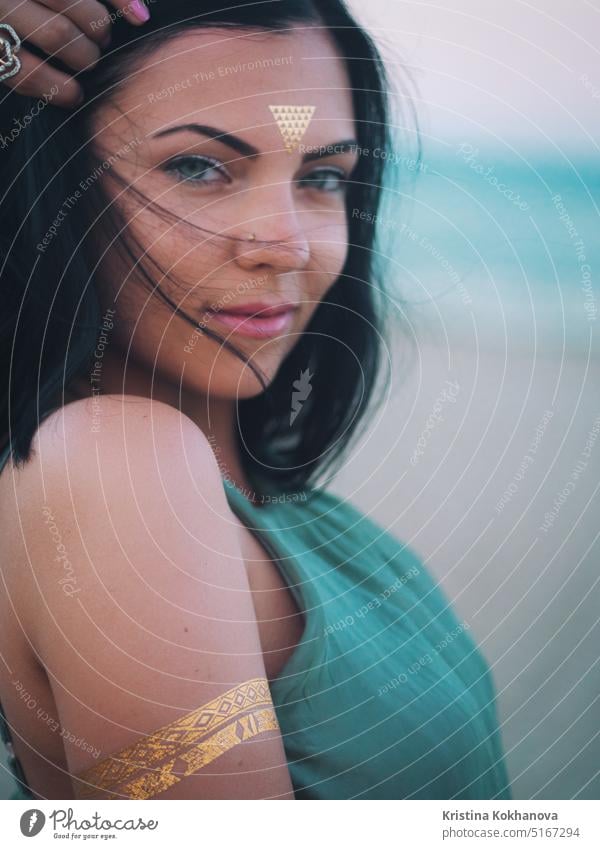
163;155;231;185
298;167;348;193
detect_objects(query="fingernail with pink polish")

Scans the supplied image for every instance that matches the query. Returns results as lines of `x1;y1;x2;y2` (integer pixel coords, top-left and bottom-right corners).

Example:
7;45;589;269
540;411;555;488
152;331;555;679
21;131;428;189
130;0;150;22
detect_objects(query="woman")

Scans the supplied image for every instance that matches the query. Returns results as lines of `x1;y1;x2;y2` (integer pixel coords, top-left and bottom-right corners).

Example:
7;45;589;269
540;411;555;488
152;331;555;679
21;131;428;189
0;0;512;800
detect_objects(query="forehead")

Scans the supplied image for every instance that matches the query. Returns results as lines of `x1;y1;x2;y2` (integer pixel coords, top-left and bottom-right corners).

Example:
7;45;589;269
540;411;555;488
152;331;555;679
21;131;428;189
107;26;355;142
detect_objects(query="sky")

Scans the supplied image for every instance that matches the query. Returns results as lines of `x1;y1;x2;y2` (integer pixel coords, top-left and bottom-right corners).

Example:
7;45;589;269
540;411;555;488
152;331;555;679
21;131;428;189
348;0;600;152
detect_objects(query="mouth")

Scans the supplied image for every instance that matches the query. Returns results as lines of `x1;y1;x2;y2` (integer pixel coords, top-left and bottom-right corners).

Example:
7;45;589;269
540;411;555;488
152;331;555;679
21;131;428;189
202;300;300;339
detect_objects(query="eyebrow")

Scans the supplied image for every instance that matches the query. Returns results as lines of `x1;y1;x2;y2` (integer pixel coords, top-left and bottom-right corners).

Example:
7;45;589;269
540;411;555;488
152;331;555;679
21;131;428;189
150;124;359;162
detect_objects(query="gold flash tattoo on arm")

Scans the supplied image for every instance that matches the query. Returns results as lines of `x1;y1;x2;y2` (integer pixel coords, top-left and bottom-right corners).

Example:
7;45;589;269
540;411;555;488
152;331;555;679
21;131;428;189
72;678;280;799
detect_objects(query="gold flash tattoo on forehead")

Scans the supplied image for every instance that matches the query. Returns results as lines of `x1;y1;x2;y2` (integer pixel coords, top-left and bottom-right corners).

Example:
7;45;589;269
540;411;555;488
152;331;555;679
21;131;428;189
269;105;316;153
72;678;280;800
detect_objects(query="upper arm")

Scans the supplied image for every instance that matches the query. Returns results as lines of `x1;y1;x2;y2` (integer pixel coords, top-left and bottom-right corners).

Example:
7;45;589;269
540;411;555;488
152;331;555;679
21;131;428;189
17;396;293;799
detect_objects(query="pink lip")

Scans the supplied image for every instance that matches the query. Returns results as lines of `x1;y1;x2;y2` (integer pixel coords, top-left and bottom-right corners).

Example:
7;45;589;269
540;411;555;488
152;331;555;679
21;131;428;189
210;300;298;316
205;304;298;339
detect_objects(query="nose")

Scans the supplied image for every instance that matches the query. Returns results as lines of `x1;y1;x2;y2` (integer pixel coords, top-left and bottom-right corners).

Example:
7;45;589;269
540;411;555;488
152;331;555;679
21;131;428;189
232;191;310;273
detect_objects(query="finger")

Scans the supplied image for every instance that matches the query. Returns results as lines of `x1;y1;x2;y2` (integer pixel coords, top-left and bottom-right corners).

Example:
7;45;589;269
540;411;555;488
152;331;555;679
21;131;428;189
104;0;150;26
0;46;83;108
6;2;101;73
37;0;113;48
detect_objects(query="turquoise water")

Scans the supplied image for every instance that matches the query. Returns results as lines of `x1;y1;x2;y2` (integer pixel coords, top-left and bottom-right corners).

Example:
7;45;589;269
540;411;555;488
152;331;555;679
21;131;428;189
374;139;600;354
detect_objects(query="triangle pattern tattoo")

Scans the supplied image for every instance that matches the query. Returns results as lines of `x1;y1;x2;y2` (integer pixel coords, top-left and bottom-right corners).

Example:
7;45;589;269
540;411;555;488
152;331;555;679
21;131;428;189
269;105;317;152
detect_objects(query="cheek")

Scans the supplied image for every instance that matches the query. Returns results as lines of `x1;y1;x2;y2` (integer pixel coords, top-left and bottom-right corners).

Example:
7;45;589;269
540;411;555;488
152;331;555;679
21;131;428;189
120;200;233;310
99;151;230;302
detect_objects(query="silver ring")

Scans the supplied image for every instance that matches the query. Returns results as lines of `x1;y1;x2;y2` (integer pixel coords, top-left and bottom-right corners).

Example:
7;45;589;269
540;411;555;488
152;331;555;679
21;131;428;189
0;23;22;84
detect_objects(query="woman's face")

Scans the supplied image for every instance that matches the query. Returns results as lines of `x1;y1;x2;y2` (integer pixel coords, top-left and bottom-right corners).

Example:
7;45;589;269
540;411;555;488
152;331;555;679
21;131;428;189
89;25;358;401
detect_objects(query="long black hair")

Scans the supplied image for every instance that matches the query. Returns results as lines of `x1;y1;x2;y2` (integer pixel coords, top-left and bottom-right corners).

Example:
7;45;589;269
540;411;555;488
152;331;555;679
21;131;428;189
0;0;419;496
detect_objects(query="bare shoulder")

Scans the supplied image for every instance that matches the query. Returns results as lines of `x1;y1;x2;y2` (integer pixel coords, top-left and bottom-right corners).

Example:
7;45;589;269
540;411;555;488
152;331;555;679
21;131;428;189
1;394;226;559
0;396;293;798
30;393;219;478
4;394;224;516
1;393;234;661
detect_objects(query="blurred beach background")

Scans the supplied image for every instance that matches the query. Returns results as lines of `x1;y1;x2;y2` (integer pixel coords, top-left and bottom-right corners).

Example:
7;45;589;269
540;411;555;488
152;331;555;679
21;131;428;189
328;0;599;800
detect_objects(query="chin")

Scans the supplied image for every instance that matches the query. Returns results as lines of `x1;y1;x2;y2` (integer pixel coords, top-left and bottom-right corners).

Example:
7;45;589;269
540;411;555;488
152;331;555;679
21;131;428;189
185;336;296;397
183;363;279;402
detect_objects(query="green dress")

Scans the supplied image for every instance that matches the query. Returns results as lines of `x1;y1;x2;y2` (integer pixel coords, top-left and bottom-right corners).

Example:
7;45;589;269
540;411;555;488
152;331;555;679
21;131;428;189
1;463;512;800
222;478;512;800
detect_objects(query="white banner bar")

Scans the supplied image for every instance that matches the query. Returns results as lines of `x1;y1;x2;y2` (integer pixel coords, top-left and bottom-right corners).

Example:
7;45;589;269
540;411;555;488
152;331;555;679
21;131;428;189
1;799;598;848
